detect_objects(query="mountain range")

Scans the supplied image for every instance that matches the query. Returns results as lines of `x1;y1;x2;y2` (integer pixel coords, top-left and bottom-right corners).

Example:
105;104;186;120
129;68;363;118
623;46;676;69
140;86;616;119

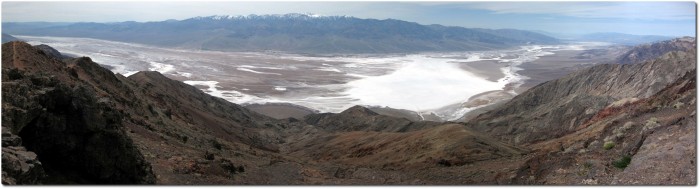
2;13;560;53
530;31;675;45
1;34;695;184
576;32;675;45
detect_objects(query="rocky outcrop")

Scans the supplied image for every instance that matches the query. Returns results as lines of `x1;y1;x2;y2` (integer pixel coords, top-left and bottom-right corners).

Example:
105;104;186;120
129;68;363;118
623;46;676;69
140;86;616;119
2;139;44;184
33;44;67;60
468;39;696;145
2;41;306;184
2;41;155;184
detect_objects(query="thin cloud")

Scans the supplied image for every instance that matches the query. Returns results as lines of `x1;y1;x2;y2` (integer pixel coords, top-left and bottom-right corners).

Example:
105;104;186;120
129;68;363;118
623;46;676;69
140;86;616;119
465;2;695;20
1;1;694;36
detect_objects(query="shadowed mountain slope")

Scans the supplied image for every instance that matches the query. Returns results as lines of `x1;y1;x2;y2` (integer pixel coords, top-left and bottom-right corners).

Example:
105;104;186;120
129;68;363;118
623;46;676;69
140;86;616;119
303;105;441;132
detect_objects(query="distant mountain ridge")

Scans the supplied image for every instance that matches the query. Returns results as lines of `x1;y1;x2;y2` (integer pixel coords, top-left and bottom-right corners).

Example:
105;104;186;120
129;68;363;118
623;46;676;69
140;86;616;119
2;13;559;53
614;37;696;64
576;32;674;45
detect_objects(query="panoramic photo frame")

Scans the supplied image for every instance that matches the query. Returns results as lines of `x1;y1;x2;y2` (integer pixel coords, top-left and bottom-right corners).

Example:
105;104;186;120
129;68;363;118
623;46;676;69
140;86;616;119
0;0;696;185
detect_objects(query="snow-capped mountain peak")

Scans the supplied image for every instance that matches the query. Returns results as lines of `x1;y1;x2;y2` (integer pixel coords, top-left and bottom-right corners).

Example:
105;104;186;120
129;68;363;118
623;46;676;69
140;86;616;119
190;13;351;21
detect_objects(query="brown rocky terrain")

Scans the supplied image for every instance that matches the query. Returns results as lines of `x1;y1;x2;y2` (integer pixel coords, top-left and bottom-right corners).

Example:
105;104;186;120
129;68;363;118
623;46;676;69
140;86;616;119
1;38;696;185
468;39;696;145
615;37;696;64
513;67;696;185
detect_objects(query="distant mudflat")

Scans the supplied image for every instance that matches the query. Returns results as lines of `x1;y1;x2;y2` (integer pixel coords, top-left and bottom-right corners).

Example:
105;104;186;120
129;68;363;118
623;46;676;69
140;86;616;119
19;35;615;120
458;60;505;82
516;49;625;93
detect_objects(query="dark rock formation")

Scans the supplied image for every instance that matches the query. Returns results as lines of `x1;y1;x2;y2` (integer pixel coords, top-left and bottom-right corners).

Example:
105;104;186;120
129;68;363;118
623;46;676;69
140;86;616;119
2;142;44;184
32;44;67;60
2;41;155;184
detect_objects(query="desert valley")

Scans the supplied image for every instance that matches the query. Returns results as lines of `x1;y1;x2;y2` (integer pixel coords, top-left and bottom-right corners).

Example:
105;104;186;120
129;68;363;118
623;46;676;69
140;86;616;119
0;2;696;185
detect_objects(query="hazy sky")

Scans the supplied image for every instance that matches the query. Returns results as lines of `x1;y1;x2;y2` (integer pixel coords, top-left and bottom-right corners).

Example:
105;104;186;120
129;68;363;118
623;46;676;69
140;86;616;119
2;1;696;36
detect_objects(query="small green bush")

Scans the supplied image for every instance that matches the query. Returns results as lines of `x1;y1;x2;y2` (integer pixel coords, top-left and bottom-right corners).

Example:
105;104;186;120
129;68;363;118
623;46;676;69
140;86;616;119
612;156;631;169
603;142;615;150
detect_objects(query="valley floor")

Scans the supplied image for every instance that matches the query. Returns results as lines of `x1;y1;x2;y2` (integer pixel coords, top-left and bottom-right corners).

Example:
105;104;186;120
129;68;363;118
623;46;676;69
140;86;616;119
1;38;695;185
18;35;621;121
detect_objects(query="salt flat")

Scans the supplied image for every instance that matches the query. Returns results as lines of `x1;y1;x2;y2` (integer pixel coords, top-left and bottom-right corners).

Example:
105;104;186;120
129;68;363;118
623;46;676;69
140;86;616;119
20;35;612;120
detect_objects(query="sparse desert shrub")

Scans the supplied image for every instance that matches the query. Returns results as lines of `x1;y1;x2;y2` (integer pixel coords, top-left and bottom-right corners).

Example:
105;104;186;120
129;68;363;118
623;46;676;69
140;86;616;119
606;122;636;141
612;156;631;169
219;159;243;174
581;179;598;185
647;117;658;123
437;159;452;167
148;104;157;114
8;68;23;80
205;151;215;160
603;142;615;150
164;108;173;119
621;121;635;130
674;102;685;109
211;139;223;150
587;140;600;150
578;149;588;154
608;98;639;108
643;117;660;131
577;161;594;176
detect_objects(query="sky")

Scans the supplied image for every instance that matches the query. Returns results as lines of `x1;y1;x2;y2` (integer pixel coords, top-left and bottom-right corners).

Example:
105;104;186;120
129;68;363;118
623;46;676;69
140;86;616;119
1;1;696;36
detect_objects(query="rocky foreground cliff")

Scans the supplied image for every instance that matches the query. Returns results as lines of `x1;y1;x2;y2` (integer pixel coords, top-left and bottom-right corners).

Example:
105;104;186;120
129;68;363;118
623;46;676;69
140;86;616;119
1;38;696;185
